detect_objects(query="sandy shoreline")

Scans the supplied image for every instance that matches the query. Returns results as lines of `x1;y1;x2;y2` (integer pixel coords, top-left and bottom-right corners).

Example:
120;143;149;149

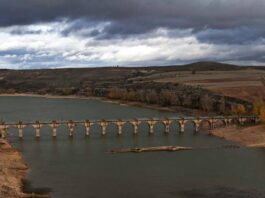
0;140;28;198
210;125;265;148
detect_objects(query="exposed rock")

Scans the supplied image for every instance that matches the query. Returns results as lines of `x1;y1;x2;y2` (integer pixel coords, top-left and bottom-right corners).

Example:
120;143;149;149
108;146;193;153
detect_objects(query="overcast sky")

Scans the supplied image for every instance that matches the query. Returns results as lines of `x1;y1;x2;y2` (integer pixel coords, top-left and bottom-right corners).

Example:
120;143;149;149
0;0;265;69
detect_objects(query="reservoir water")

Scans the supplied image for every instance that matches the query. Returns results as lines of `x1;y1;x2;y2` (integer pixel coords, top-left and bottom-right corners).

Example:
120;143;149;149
1;96;265;198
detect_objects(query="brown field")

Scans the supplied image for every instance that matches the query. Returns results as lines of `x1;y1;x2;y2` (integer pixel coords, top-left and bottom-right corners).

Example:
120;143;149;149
149;69;265;102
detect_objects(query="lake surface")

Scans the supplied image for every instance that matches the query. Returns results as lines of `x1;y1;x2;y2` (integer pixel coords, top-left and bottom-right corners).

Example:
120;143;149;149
1;96;265;198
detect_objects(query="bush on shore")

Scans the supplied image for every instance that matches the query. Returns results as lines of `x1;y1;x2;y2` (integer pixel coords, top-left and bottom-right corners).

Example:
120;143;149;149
253;101;265;123
232;104;246;115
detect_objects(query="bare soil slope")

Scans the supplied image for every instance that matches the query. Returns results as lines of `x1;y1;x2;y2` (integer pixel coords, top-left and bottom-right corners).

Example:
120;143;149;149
0;140;27;198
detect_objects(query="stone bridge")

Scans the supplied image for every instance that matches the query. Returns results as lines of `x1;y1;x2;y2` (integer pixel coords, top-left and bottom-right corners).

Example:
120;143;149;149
0;115;259;139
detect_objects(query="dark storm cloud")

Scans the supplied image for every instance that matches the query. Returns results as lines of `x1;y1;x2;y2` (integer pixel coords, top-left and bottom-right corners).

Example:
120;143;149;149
225;48;265;63
196;26;265;44
1;0;265;68
1;0;265;37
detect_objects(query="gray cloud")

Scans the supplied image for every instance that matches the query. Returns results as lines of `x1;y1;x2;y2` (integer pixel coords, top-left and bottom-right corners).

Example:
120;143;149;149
1;0;265;36
10;28;43;35
1;0;265;68
196;26;265;45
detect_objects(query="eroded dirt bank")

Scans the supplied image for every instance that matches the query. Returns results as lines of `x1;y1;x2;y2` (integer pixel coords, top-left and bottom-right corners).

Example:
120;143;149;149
0;139;28;198
210;125;265;148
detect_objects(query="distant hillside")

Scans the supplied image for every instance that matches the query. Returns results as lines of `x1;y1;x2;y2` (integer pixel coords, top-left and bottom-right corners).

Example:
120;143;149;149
0;61;258;115
1;61;265;72
0;61;264;90
145;61;265;72
176;61;242;71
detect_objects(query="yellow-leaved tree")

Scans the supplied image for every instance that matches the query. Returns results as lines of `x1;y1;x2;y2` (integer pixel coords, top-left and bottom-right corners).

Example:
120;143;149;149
253;101;265;124
260;106;265;123
232;104;246;115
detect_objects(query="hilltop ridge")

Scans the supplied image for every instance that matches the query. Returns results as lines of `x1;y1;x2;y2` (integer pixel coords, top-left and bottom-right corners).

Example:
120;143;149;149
0;61;265;71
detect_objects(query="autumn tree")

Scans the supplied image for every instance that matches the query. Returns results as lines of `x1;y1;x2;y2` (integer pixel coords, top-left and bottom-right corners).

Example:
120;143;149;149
219;96;226;114
260;106;265;123
232;104;246;115
159;90;177;106
108;88;125;99
145;90;159;104
124;91;140;101
253;100;265;123
200;94;214;112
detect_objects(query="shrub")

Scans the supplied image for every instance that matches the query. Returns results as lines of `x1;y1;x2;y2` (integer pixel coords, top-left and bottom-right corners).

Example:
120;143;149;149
253;101;265;123
232;104;246;115
260;106;265;123
200;94;214;112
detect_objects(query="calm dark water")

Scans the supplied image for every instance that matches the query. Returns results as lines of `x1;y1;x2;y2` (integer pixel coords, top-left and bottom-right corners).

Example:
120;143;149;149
1;96;265;198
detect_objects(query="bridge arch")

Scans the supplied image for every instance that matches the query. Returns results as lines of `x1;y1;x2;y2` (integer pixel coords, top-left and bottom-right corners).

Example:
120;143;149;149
18;124;36;139
2;125;16;139
213;119;227;128
53;123;70;138
199;119;212;131
123;121;135;135
168;120;180;134
184;120;197;133
138;120;150;135
106;122;119;136
153;120;166;135
88;122;103;137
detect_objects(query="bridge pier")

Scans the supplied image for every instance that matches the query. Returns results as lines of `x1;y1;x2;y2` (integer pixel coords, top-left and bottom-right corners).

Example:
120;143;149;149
254;116;260;124
131;119;140;135
147;119;156;135
49;121;60;137
224;118;231;127
83;120;91;136
133;124;139;135
32;121;43;138
16;121;27;139
100;120;108;136
0;122;8;139
209;118;217;129
179;119;186;133
116;120;125;136
67;120;76;137
239;117;247;125
165;124;170;134
163;119;172;134
193;119;201;133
